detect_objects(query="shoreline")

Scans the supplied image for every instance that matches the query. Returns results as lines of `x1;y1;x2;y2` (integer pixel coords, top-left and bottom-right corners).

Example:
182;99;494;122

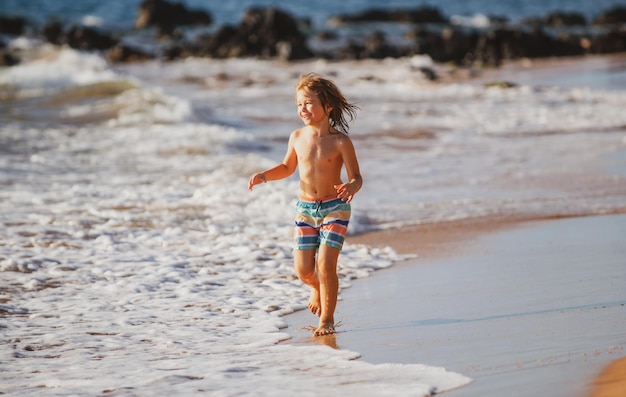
283;213;626;396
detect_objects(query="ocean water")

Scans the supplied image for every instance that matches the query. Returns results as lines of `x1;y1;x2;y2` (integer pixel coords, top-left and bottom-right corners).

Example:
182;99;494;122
3;0;626;28
2;1;626;396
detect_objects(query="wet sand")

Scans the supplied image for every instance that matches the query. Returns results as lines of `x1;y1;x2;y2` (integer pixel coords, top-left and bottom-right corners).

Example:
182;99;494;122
284;214;626;396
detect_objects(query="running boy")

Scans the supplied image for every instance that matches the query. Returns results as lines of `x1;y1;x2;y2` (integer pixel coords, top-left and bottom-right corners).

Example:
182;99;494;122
248;73;362;336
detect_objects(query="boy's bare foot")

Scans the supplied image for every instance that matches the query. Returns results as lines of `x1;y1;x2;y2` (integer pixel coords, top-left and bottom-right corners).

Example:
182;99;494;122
308;289;321;316
313;322;335;337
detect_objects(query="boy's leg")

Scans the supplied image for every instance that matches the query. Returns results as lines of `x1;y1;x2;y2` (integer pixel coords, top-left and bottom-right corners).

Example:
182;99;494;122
294;249;321;315
314;244;341;336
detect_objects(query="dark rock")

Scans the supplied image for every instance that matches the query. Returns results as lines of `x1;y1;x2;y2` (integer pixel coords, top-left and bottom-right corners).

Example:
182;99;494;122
64;26;118;51
334;31;406;60
524;11;587;27
0;49;20;66
362;31;403;59
316;30;339;41
154;25;184;41
416;66;437;81
546;11;587;26
438;27;479;64
552;32;587;56
0;16;25;35
42;20;119;51
165;25;239;59
162;42;188;60
471;28;585;66
42;20;64;45
332;6;447;24
406;27;441;60
328;7;625;63
198;7;313;60
593;6;626;25
199;26;239;58
334;41;365;60
408;26;586;67
408;26;478;65
106;44;153;63
590;28;626;53
475;29;537;65
135;0;212;33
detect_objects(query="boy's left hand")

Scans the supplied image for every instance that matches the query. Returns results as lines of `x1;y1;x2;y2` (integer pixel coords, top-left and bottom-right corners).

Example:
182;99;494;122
334;183;355;203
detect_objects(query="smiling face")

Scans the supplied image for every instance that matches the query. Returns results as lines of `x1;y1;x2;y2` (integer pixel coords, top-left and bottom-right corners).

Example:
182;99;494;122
296;89;331;127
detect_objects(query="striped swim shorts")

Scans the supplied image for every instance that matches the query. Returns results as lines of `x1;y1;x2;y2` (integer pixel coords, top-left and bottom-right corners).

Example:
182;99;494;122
294;197;351;250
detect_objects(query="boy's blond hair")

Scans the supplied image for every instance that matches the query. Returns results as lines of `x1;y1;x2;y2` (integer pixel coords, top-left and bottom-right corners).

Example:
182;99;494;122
296;73;358;134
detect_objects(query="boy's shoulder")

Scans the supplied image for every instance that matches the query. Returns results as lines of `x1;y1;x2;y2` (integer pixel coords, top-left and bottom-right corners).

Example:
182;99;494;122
289;128;305;140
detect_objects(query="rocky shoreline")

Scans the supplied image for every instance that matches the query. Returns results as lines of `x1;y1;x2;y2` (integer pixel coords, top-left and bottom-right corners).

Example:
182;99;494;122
1;0;625;69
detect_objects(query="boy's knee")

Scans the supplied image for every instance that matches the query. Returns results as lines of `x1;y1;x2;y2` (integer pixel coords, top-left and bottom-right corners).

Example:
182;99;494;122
316;259;338;278
295;267;314;280
294;259;316;281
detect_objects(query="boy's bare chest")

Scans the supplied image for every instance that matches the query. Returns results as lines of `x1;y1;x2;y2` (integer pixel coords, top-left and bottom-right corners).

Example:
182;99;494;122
295;138;339;164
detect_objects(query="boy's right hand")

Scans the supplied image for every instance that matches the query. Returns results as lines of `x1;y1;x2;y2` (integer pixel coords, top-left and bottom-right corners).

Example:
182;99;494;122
248;173;267;191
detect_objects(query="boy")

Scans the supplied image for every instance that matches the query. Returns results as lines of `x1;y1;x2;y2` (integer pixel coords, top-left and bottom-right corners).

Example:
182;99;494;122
248;73;362;336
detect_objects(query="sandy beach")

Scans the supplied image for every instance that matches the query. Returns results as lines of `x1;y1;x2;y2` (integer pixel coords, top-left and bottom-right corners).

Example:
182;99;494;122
284;213;626;396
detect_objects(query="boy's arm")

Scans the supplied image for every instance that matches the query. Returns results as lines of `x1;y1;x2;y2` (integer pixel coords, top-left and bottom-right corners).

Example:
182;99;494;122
248;132;298;191
335;136;362;203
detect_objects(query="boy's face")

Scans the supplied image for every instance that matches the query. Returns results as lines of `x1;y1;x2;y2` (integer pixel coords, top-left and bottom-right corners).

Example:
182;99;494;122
296;89;331;127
